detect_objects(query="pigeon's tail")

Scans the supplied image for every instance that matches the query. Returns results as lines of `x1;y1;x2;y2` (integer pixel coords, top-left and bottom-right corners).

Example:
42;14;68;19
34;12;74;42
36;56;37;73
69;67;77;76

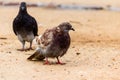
27;51;38;60
27;50;45;61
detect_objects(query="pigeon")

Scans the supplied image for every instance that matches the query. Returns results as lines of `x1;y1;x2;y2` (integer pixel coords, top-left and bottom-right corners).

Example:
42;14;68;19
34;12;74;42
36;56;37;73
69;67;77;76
13;2;38;51
27;22;75;64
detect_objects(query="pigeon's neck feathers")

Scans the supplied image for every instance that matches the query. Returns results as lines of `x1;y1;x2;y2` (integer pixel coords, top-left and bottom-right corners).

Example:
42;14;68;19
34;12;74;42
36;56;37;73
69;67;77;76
57;27;69;33
18;9;28;15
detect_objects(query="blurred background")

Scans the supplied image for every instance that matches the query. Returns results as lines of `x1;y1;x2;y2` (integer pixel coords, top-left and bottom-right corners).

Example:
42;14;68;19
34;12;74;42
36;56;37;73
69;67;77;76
1;0;120;6
1;0;120;42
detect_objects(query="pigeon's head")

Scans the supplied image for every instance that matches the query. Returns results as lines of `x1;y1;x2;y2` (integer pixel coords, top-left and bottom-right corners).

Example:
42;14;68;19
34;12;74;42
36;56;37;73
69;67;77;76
20;2;27;12
58;22;75;32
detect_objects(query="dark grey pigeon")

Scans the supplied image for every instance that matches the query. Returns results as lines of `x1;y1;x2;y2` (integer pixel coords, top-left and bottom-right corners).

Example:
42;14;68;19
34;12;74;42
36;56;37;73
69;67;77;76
27;22;75;65
13;2;38;51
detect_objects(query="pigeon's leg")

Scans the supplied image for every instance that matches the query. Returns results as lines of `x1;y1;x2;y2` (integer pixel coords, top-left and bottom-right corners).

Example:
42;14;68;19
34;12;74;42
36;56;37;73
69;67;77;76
56;57;65;65
27;41;33;50
17;41;25;51
44;57;50;65
29;41;33;49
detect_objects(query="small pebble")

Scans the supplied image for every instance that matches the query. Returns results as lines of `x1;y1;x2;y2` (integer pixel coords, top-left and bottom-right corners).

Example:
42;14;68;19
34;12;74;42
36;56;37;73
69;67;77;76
76;52;81;55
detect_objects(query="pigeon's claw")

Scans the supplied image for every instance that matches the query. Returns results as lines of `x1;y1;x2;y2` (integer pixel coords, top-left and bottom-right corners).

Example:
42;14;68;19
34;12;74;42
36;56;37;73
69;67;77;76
44;58;51;65
56;57;66;65
26;47;33;50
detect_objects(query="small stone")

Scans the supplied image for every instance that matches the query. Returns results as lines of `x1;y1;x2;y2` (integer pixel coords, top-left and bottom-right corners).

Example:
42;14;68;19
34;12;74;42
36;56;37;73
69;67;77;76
76;52;81;55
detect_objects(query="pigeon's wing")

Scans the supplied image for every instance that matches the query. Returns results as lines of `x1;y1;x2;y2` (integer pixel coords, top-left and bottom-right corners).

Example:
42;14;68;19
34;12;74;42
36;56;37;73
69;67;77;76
60;34;71;57
40;29;54;47
13;18;18;35
22;15;38;36
31;17;38;36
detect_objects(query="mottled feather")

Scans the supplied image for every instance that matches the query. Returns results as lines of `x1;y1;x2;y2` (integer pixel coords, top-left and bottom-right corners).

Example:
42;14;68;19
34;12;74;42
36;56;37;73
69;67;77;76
28;22;74;64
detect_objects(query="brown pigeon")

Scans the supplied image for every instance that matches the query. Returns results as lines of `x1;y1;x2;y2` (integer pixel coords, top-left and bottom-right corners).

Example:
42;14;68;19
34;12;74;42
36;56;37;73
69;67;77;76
27;22;74;64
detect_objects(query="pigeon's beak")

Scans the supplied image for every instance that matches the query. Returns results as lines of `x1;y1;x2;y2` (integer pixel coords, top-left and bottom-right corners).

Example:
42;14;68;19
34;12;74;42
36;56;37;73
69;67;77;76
71;28;75;31
21;7;25;10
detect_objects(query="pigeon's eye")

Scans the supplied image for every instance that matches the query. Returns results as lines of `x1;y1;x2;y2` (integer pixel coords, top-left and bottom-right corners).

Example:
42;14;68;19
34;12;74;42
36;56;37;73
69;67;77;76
66;26;70;30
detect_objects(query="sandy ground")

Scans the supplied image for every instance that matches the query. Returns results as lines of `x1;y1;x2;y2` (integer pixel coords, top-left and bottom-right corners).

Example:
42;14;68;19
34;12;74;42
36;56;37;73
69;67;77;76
1;0;120;80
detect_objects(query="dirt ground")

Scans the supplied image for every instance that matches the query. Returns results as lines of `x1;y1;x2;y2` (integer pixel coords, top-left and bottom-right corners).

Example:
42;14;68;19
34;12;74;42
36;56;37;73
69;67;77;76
1;0;120;80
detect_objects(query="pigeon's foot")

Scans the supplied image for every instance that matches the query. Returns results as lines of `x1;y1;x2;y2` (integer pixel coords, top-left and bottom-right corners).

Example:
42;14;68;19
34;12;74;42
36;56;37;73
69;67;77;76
43;61;51;65
56;57;66;65
43;58;51;65
26;47;33;51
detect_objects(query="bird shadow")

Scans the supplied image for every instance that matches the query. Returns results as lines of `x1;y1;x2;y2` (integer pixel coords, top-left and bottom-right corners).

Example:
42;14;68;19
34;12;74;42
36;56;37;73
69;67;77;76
27;59;66;65
17;48;34;52
0;37;7;40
